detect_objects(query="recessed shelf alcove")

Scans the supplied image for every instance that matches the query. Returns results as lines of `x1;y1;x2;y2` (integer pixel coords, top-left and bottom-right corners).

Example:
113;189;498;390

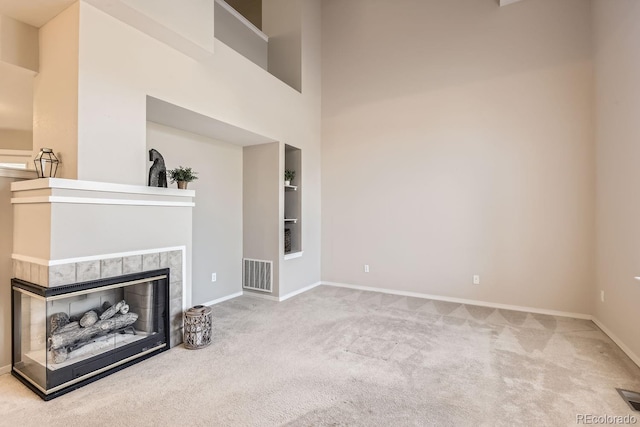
284;144;302;256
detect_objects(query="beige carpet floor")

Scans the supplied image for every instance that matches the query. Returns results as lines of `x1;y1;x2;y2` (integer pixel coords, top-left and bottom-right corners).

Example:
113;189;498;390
1;285;640;426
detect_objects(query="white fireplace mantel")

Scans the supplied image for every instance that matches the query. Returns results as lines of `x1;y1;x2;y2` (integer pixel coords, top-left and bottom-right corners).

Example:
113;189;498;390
11;177;195;207
11;177;195;346
11;177;195;265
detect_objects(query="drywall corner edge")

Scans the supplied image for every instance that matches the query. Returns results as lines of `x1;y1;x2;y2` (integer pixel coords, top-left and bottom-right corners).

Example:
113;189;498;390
592;317;640;369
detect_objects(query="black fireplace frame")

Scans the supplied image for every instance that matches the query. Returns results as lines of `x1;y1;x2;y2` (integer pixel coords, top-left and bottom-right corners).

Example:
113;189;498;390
11;268;170;401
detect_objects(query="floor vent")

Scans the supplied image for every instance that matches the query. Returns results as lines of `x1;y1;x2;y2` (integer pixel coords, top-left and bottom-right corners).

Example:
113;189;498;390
617;388;640;411
243;258;273;293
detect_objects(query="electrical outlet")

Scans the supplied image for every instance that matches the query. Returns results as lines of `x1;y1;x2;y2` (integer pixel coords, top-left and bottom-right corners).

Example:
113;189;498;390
600;290;605;302
473;275;480;285
211;273;217;282
364;264;370;273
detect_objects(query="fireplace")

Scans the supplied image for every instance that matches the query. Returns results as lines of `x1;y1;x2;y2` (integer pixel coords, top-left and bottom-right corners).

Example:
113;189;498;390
10;177;194;399
12;269;170;400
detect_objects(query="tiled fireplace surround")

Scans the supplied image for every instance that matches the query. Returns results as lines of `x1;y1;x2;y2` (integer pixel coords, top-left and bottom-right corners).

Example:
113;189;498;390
11;178;195;348
13;249;185;346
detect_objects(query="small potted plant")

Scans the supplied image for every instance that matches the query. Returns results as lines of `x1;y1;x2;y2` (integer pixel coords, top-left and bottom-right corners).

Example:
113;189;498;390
284;169;296;186
168;166;198;189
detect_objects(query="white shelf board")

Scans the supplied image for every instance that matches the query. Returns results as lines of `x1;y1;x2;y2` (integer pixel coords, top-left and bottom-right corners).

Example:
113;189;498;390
284;218;298;223
284;251;303;260
284;185;297;191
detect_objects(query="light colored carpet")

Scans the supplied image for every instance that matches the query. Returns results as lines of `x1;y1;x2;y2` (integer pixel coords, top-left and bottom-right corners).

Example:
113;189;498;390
1;285;639;426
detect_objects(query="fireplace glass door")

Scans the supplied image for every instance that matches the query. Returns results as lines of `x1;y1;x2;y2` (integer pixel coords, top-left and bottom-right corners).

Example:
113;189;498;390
12;270;169;399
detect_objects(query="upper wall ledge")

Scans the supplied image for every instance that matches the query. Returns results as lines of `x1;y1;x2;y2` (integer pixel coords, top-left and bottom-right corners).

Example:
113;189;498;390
83;0;215;62
11;177;195;198
0;167;37;179
499;0;527;6
215;0;268;42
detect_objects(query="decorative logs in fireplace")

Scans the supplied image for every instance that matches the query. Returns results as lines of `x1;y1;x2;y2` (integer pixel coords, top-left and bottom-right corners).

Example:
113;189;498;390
48;299;139;363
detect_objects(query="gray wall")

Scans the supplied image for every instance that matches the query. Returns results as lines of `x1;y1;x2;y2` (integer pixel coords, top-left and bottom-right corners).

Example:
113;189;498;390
147;122;243;305
321;0;595;314
215;0;268;70
263;0;301;91
243;142;280;296
593;0;640;361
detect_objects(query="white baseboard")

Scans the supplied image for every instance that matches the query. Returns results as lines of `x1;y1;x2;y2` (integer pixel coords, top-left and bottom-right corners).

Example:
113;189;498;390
242;282;322;302
592;317;640;368
201;291;243;307
242;290;280;301
279;281;322;301
321;281;592;320
0;365;10;375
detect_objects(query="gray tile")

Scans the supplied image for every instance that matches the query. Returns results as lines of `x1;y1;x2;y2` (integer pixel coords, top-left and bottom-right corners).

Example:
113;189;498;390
169;297;183;334
170;267;182;284
170;281;182;299
101;258;123;278
168;250;182;269
39;265;49;287
170;297;183;320
168;251;183;284
15;260;29;282
12;260;17;278
142;253;159;271
171;312;183;332
159;252;169;268
122;255;142;274
77;260;101;282
170;328;183;348
49;264;76;287
30;263;40;285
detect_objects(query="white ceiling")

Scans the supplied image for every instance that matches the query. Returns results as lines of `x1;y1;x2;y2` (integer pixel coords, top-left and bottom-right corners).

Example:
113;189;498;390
0;0;75;27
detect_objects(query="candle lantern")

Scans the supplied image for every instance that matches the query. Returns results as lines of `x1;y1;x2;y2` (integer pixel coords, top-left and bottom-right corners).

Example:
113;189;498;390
34;148;59;178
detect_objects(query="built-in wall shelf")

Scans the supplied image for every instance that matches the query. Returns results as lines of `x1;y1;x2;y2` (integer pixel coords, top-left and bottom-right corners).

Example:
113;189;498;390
284;251;303;260
284;144;302;255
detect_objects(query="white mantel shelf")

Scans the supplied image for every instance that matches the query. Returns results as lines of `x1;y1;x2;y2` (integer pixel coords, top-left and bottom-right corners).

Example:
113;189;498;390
11;178;195;207
11;177;195;196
